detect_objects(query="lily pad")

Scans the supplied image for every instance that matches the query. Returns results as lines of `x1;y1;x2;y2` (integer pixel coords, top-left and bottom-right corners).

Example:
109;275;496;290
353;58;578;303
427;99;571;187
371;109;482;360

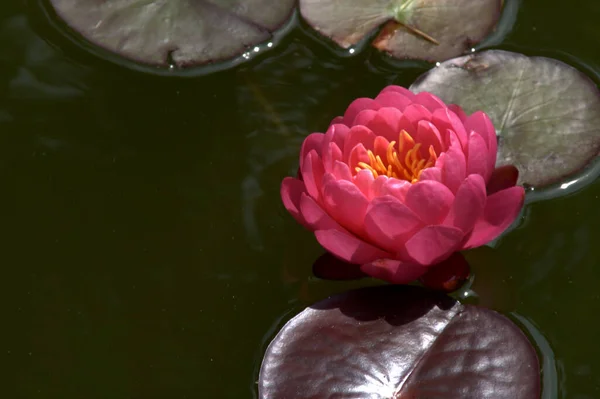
410;50;600;187
259;286;540;398
299;0;502;62
48;0;295;68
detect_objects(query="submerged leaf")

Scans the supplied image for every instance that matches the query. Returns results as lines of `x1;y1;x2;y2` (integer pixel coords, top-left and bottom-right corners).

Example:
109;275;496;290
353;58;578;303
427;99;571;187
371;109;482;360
49;0;295;67
259;286;539;398
299;0;502;61
259;286;540;399
410;50;600;187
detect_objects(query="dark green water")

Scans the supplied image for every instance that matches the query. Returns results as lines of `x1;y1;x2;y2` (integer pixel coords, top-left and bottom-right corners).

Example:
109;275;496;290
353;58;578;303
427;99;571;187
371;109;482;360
1;0;599;397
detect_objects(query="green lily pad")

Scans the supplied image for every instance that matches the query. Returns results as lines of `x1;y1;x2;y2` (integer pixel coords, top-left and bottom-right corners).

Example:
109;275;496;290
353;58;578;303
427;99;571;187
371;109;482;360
48;0;295;68
410;50;600;188
299;0;502;62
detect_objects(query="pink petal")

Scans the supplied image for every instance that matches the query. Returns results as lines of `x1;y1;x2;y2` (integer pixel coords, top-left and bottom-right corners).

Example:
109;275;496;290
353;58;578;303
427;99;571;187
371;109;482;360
443;174;487;234
322;142;343;173
373;135;391;160
376;107;403;139
465;111;496;150
315;229;391;264
405;180;455;225
415;120;443;156
330;116;344;125
354;169;375;199
299;193;345;232
466;131;490;180
371;175;388;198
404;225;465;265
299;133;325;170
448;104;467;122
379;85;416;100
348;143;370;172
301;150;325;201
415;92;447;112
281;177;309;228
381;178;411;202
321;172;337;189
343;125;376;161
487;165;519;195
362;108;404;143
363;195;423;253
462;186;525;249
418;167;442;182
323;123;350;151
360;259;429;284
432;108;468;150
374;91;413;111
342;98;381;126
465;111;497;173
402;104;432;127
441;130;467;194
332;160;353;181
322;179;369;236
397;113;417;136
353;109;378;128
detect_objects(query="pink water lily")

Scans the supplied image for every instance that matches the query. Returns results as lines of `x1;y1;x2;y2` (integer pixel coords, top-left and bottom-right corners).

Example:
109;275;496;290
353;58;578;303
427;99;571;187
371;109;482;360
281;86;525;284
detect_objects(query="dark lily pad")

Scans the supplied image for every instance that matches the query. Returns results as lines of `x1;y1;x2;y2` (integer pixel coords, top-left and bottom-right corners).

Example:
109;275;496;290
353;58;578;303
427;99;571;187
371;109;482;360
410;50;600;188
259;285;540;398
299;0;502;62
48;0;295;68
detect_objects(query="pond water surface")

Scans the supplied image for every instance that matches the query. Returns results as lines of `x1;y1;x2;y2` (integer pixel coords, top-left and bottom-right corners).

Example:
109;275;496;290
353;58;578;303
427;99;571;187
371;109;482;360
1;0;599;398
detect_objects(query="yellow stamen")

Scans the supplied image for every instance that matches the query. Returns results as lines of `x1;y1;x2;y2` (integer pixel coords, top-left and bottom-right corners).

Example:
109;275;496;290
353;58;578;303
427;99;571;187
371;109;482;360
354;130;438;183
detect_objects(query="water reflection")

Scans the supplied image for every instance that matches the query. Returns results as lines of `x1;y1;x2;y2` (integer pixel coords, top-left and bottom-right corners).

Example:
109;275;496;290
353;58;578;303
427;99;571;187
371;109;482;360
1;15;88;100
525;156;600;204
512;314;559;399
476;0;523;48
236;38;348;251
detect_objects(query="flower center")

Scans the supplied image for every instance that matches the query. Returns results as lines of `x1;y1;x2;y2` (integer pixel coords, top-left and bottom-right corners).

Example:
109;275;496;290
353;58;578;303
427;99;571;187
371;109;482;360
355;130;438;183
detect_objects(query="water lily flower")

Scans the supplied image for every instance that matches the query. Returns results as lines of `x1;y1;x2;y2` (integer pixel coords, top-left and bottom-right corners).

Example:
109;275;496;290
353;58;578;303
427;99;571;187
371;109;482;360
281;86;525;284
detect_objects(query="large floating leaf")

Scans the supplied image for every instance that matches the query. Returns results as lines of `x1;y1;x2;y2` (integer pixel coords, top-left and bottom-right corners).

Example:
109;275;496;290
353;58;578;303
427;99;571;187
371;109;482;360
410;50;600;187
49;0;295;67
299;0;502;62
259;286;540;398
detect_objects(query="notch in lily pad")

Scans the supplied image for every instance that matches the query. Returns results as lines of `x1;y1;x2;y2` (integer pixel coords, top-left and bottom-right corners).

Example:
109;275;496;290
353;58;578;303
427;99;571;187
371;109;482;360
410;50;600;189
299;0;502;62
259;285;540;398
47;0;295;71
